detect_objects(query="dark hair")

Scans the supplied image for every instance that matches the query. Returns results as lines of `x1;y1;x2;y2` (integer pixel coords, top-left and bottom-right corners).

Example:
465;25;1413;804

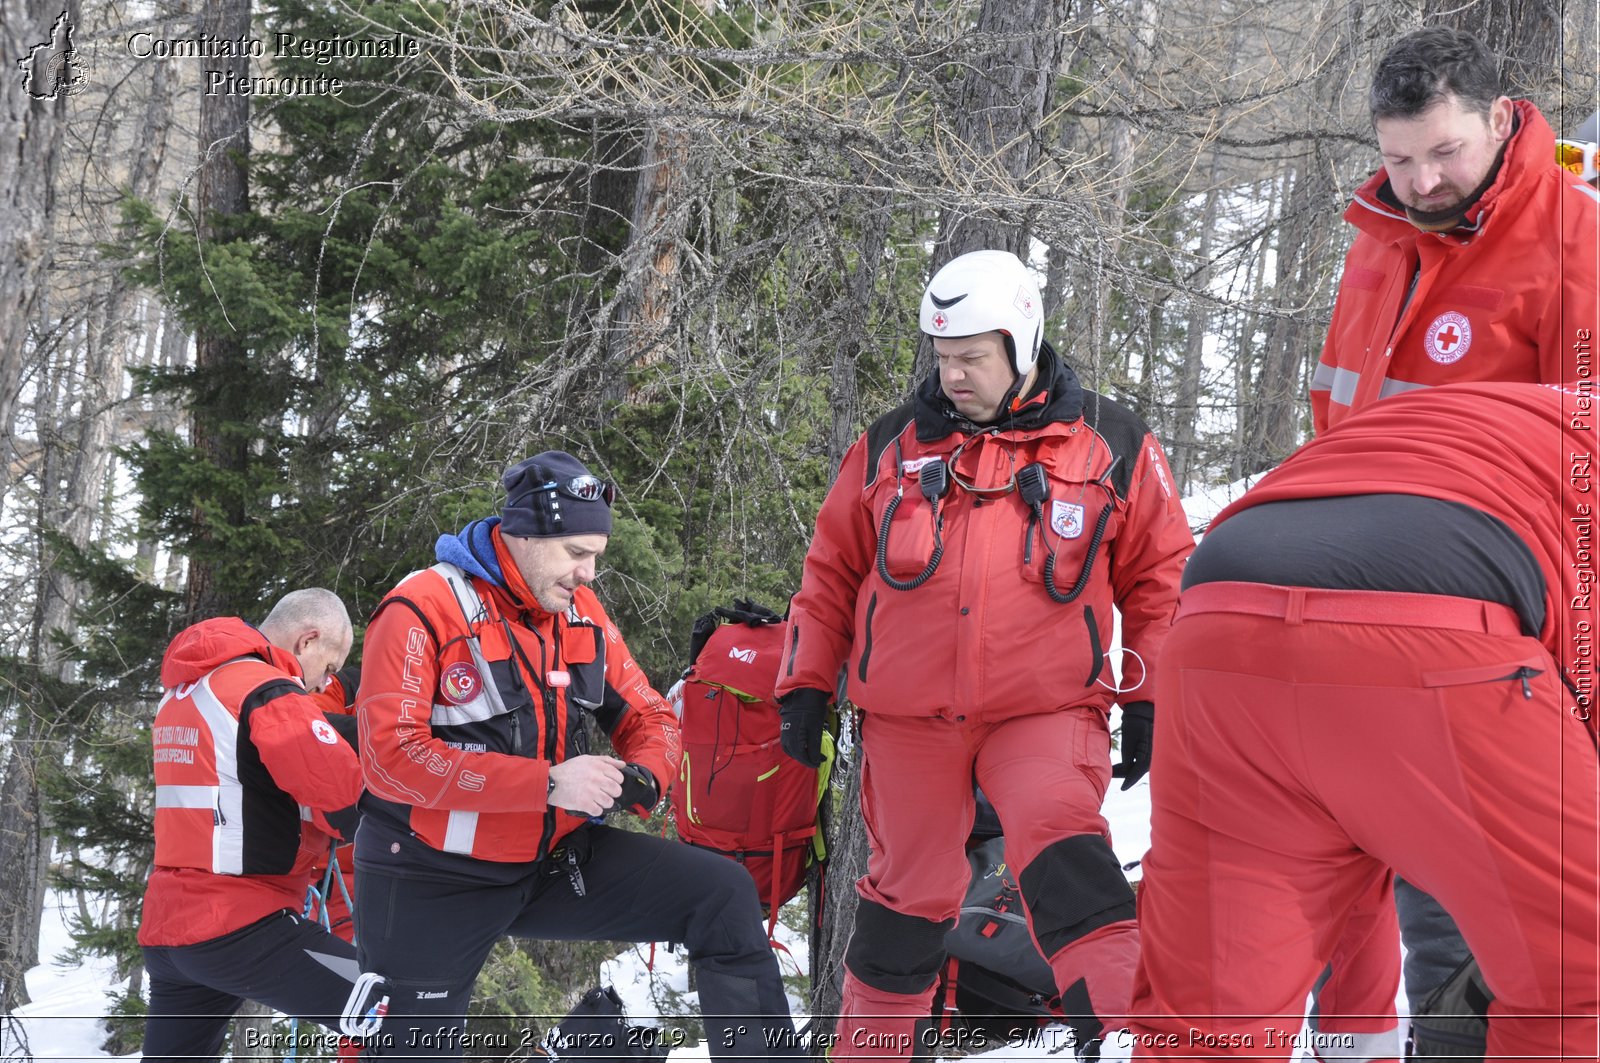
1369;27;1501;122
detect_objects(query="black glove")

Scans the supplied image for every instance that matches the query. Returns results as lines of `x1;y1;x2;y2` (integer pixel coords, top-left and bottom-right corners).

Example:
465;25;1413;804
687;610;722;668
1112;701;1154;790
715;598;783;625
779;688;829;768
611;763;660;815
688;599;786;667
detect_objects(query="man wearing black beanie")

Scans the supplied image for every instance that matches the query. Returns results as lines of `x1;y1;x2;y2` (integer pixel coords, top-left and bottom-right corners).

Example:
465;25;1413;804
353;451;800;1060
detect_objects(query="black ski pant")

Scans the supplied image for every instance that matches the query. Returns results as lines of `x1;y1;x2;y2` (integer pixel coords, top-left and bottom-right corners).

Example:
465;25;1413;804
354;823;799;1060
142;909;361;1063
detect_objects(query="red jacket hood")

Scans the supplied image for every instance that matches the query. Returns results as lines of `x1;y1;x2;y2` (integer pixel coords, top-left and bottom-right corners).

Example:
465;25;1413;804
159;617;303;688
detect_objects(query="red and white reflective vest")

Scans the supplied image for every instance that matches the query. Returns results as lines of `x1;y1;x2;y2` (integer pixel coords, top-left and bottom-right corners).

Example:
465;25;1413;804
153;656;339;873
358;523;682;863
139;617;361;947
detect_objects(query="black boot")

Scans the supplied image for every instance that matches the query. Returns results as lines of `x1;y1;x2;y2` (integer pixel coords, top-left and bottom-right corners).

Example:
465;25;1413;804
696;968;794;1061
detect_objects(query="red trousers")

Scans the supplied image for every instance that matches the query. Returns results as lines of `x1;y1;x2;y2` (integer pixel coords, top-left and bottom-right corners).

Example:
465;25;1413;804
836;708;1138;1060
1130;584;1600;1060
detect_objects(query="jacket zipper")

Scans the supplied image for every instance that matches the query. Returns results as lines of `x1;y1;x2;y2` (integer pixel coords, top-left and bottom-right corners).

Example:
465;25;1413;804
537;622;563;861
1498;665;1539;700
857;592;878;683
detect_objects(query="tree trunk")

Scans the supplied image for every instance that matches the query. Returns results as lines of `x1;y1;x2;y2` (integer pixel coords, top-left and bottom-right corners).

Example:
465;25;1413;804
610;123;694;399
919;0;1072;383
0;735;47;1009
1451;0;1561;99
0;0;80;507
1239;0;1358;473
231;998;273;1060
932;0;1072;263
827;189;894;475
1087;0;1160;385
808;717;865;1053
1171;172;1225;494
186;0;253;623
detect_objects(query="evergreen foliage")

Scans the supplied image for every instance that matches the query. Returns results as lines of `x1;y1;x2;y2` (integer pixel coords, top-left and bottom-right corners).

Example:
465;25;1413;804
48;0;916;1049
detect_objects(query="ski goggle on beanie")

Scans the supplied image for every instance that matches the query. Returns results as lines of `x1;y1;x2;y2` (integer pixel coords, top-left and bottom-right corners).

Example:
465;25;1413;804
500;451;616;538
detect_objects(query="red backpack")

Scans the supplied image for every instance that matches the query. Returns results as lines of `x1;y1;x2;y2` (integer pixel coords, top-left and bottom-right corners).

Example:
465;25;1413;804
669;601;829;925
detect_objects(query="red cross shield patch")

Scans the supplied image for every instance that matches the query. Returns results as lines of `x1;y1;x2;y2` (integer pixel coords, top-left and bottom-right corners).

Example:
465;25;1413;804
1050;500;1085;540
440;661;482;705
1425;311;1472;365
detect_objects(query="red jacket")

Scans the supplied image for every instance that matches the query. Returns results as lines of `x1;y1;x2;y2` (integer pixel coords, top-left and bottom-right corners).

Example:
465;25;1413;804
779;345;1194;720
358;522;681;862
1216;382;1597;726
1311;100;1600;434
139;618;363;947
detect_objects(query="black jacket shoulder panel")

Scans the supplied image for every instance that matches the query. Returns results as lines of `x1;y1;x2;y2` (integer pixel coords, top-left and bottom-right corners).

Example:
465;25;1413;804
1079;393;1153;502
862;402;917;490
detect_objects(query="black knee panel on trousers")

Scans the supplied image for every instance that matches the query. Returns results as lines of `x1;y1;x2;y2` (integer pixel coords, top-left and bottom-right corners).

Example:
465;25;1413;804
844;898;955;995
1017;834;1136;958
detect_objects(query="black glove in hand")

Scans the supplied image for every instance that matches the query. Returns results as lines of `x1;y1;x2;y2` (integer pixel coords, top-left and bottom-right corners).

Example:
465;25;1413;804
1112;700;1154;791
778;688;829;768
612;763;660;815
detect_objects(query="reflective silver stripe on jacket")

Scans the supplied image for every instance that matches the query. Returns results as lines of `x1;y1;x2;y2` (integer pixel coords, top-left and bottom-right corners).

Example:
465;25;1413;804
428;563;515;728
442;810;479;854
1310;362;1358;405
155;784;218;809
189;672;246;874
1311;362;1432;406
428;694;498;727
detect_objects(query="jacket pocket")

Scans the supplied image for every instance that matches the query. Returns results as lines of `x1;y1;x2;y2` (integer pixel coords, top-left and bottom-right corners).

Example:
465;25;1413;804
565;622;607;712
1341;266;1385;291
868;472;941;584
1421;658;1546;689
1020;473;1121;598
431;657;536;756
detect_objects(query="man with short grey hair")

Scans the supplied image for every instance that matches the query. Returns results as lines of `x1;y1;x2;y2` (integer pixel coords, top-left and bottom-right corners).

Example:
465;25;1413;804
259;587;354;692
139;589;364;1062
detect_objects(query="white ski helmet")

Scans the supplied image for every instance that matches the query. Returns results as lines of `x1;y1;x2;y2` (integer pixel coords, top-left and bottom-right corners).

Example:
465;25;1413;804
919;249;1045;376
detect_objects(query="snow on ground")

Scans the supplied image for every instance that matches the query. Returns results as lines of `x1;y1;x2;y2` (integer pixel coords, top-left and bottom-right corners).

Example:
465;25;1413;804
9;894;138;1062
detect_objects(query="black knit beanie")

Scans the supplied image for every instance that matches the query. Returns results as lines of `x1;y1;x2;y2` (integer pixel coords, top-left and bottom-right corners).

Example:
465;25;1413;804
500;451;614;538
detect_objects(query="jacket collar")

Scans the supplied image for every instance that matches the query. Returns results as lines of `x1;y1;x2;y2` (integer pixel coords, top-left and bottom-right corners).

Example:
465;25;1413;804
434;517;552;622
1348;99;1552;241
913;340;1084;442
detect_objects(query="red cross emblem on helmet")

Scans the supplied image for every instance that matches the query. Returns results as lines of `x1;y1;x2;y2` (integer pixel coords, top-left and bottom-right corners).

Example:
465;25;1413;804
931;310;949;331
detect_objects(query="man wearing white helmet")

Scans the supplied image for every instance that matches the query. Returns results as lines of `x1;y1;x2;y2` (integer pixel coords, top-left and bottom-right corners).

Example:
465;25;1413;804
777;249;1194;1056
